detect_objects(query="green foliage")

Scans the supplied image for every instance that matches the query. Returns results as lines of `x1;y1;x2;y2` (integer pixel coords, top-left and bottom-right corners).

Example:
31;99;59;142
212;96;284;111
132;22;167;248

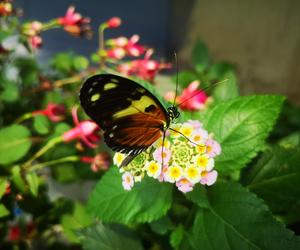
0;125;32;165
192;40;210;73
88;167;172;224
78;223;143;250
203;95;285;173
186;182;300;250
33;115;50;135
170;224;184;249
26;171;39;197
241;145;300;215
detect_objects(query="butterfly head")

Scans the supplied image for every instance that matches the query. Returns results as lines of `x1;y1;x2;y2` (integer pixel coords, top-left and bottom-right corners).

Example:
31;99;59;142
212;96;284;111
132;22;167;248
167;106;180;121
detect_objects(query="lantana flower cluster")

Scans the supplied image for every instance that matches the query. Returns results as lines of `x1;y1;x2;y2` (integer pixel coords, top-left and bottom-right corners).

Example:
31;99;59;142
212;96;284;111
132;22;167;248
113;120;221;193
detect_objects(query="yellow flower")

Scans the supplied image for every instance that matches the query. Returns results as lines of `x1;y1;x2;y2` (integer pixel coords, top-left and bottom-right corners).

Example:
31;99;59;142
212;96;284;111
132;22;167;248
184;165;201;184
165;165;183;183
196;144;206;154
180;124;193;138
113;152;125;167
193;154;214;171
169;123;182;138
146;161;161;178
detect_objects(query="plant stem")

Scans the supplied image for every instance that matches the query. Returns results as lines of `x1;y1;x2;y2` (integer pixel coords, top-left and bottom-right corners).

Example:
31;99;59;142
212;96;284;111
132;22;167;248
14;113;34;124
23;136;63;170
98;24;106;69
30;156;79;171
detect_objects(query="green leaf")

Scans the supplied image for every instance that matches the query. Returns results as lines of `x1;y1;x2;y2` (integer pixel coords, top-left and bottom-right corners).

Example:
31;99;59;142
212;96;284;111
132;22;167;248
0;125;32;165
11;165;26;192
73;56;89;70
207;62;234;80
0;83;19;103
241;146;300;214
203;95;285;173
0;204;10;218
14;58;39;86
51;52;73;74
192;40;210;73
78;223;143;250
0;178;8;198
150;216;174;235
212;71;239;102
175;71;199;88
33;115;50;135
61;202;93;243
187;181;300;250
88;167;172;224
26;171;39;197
170;224;184;249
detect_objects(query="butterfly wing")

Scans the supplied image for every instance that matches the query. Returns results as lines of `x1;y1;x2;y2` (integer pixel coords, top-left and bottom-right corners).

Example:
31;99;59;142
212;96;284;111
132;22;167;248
79;74;169;164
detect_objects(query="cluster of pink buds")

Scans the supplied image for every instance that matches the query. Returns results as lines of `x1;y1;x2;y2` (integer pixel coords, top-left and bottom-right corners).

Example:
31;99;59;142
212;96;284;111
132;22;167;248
22;21;43;48
0;0;13;16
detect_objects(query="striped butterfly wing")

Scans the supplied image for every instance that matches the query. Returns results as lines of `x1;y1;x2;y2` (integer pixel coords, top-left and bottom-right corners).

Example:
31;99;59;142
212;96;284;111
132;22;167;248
79;74;169;165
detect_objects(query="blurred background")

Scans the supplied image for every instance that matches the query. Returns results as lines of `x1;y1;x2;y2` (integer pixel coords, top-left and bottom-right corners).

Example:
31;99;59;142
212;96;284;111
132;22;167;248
15;0;300;104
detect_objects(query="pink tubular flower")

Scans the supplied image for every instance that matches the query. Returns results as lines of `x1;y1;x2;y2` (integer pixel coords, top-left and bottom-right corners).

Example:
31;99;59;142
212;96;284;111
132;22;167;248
62;107;100;148
32;103;65;122
124;35;145;57
117;49;171;82
106;37;128;47
200;170;218;186
178;81;208;111
57;6;91;37
176;178;194;193
106;17;121;28
80;152;111;172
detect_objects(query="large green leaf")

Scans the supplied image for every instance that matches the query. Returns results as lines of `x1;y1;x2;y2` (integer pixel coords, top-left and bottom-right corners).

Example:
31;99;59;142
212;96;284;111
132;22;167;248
192;40;210;73
0;125;32;165
203;95;284;173
33;115;50;135
241;145;300;214
186;181;300;250
78;223;143;250
88;167;172;224
212;71;239;102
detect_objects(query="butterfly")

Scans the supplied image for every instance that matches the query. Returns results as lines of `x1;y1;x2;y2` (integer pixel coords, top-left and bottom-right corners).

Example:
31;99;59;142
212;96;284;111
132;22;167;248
79;73;180;167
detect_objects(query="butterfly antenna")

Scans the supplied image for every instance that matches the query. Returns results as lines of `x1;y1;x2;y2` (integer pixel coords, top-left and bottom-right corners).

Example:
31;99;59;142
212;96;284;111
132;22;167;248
177;78;229;107
172;51;179;107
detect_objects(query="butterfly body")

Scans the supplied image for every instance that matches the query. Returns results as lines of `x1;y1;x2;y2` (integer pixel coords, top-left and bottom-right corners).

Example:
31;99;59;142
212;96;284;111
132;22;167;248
80;74;179;166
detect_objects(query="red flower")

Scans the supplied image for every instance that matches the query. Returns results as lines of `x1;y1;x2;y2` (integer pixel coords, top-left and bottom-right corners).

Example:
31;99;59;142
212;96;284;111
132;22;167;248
32;103;65;122
117;49;171;81
106;47;126;59
57;6;91;37
80;152;111;172
106;17;121;28
6;225;21;241
165;81;210;111
62;107;100;148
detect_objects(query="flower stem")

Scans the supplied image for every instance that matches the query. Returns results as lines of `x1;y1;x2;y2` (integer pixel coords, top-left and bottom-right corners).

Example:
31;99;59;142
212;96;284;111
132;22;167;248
14;113;34;124
98;24;106;69
29;156;79;172
23;136;63;170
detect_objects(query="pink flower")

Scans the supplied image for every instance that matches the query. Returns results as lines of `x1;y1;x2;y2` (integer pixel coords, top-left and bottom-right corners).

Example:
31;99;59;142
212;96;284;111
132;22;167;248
158;165;168;182
153;147;171;164
62;107;100;148
106;37;128;47
177;81;208;111
117;49;171;82
122;172;134;190
80;152;111;172
29;35;42;48
106;47;126;59
187;120;203;129
200;170;218;186
176;178;194;193
106;17;121;28
124;35;145;57
32;103;65;122
23;21;43;36
205;139;221;157
57;6;91;37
